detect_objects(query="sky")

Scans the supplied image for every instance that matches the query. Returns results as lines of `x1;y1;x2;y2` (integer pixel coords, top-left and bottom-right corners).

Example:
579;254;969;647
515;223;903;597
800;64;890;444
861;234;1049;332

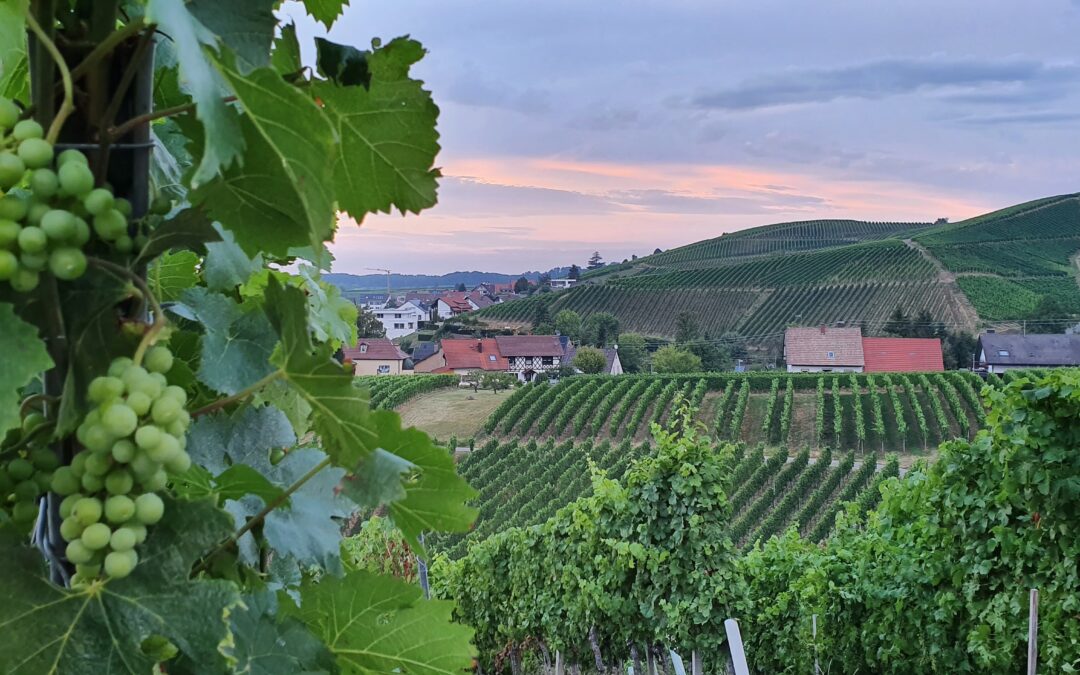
283;1;1080;275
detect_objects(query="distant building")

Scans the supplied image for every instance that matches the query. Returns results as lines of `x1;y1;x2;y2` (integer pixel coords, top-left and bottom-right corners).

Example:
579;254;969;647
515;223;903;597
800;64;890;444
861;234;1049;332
373;300;427;339
560;336;623;375
342;338;409;375
862;337;944;372
977;333;1080;373
415;338;508;375
495;335;566;381
353;293;391;309
550;278;578;290
435;292;477;319
784;326;865;373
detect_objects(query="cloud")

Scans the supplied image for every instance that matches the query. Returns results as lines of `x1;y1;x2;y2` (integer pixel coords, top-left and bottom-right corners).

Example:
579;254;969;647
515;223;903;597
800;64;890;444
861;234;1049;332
436;177;622;217
444;74;551;114
609;188;827;215
951;110;1080;125
692;57;1079;111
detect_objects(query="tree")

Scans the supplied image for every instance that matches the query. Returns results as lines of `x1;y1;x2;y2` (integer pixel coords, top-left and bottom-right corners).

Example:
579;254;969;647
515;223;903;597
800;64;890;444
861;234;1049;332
675;311;700;345
478;371;516;393
356;307;387;338
573;347;608;374
1026;294;1072;333
538;272;551;290
568;264;581;280
456;282;467;292
912;309;945;339
0;5;474;672
583;312;620;346
587;251;604;269
883;307;913;337
674;312;728;371
532;300;553;332
652;346;702;373
943;331;978;370
514;276;531;294
617;333;648;373
554;310;582;341
654;248;663;255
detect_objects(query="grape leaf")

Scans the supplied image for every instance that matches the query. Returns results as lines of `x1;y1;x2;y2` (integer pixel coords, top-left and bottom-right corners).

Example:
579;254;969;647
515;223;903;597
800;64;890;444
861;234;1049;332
176;287;277;395
146;0;243;186
135;207;221;264
341;411;478;554
209;62;335;256
240;267;356;347
0;303;52;438
187;405;295;475
271;22;302;75
202;223;264;291
285;569;476;674
346;447;411;509
0;0;28;102
215;464;285;503
0;498;240;674
148;250;200;302
264;277;377;467
189;0;276;74
225;591;336;674
313;37;441;221
301;0;351;28
315;37;369;86
253;379;312;437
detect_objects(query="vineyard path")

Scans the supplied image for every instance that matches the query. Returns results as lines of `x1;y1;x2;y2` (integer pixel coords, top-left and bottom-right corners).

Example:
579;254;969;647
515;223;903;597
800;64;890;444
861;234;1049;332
903;239;980;330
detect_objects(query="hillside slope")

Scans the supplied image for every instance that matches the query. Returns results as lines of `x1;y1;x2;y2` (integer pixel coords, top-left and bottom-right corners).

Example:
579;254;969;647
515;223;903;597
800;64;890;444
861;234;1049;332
476;196;1080;340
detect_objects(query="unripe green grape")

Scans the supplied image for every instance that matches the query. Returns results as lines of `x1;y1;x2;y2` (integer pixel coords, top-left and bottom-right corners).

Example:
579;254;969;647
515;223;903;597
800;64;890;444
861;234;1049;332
109;526;137;552
149;195;172;215
104;494;135;523
12;119;43;141
125;522;148;544
134;233;148;249
72;217;90;246
146;433;179;463
163;385;187;404
92;209;127;240
0;219;20;247
0;193;28;220
26;202;49;225
65;539;93;564
70;452;88;477
59;493;82;519
164;450;191;474
104;549;137;579
12;500;39;523
111;439;136;463
144;346;174;374
34;470;53;491
16;225;47;254
134;493;164;525
60;515;84;541
57;149;88;167
58;161;94;196
83;188;114;216
29;168;59;198
51;466;80;496
10;267;39;291
81;472;104;493
114;235;133;253
73;497;103;526
0;97;18;129
107;357;133;378
20;251;47;271
48;248;87;281
149;370;168;388
141;469;168;491
75;563;101;579
165;418;188;438
129;374;162;400
17;138;53;169
88;375;125;403
134;425;162;451
41;209;76;240
102;403;138;437
126;391;152;417
120;365;150;392
82;424;113;453
151;397;181;425
0;250;17;280
105;468;134;496
14;479;41;501
0;468;12;493
8;458;33;481
0;152;25;189
24;413;48;435
115;198;133;217
84;451;114;477
129;452;160;480
81;522;111;550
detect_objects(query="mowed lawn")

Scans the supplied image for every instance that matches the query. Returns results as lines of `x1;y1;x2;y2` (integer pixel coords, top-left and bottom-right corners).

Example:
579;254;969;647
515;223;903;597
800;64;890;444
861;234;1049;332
396;386;511;441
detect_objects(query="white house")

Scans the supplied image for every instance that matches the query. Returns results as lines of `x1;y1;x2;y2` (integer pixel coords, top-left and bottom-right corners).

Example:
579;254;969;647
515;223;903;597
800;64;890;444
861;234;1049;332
550;278;578;290
374;301;427;339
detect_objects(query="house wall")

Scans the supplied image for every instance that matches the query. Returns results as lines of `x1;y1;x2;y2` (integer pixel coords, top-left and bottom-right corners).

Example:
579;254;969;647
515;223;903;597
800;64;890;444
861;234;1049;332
374;306;425;339
413;351;445;373
609;353;624;375
351;359;407;375
786;364;864;373
436;300;453;319
507;355;562;381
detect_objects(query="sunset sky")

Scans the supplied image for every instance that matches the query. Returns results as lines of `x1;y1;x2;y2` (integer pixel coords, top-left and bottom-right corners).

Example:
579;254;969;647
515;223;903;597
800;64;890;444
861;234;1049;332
284;1;1080;275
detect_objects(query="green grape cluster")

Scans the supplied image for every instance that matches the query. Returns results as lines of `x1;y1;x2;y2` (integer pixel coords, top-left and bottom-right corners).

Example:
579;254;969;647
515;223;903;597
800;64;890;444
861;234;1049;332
53;345;188;582
0;413;57;527
0;96;132;292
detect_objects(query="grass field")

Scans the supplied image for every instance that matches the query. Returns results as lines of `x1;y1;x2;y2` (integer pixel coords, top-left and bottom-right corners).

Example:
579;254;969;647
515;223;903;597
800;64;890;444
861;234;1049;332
396;387;512;441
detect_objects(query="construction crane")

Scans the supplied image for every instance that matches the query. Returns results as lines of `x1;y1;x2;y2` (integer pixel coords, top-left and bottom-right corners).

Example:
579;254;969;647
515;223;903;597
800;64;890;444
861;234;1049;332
366;267;392;301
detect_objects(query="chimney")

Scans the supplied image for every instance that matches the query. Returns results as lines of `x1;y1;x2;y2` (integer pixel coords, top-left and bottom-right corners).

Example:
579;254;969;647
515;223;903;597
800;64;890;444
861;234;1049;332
819;325;827;334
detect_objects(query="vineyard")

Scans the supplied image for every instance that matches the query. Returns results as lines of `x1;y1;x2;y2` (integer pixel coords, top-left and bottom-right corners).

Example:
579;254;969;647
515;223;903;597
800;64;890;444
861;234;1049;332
356;374;457;409
436;437;899;557
479;372;987;452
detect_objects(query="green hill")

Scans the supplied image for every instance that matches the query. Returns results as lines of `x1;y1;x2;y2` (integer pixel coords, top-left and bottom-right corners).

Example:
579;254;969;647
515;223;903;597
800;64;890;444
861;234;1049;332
476;195;1080;340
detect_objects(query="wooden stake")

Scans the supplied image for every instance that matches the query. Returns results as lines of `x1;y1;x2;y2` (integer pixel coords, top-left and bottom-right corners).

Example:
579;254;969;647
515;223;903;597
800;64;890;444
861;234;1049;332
1028;588;1039;675
724;619;751;675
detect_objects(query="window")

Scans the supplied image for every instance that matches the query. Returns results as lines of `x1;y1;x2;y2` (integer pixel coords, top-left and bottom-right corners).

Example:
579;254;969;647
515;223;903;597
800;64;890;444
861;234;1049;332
394;323;405;329
998;350;1010;357
488;355;496;362
377;365;390;374
359;344;367;353
542;356;554;366
408;323;414;328
395;313;401;318
826;351;835;359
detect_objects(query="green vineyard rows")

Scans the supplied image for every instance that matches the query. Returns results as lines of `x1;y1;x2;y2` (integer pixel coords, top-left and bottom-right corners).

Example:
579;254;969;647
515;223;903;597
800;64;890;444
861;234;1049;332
356;374;456;409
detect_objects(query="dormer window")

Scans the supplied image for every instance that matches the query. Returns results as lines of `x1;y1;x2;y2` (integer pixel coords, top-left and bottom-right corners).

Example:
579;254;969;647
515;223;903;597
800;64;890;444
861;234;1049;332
360;344;368;353
826;351;835;359
998;350;1009;357
488;355;496;361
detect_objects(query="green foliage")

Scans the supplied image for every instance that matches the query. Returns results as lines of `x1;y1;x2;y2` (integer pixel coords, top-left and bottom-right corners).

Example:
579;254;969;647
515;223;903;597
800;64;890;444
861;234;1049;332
572;345;607;374
651;345;701;373
582;311;619;346
616;332;647;372
0;303;51;437
554;309;582;341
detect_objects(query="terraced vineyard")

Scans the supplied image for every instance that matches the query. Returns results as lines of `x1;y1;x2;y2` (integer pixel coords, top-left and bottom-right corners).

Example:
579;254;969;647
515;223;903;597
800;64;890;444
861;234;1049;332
483;373;987;452
474;194;1080;341
435;438;900;557
356;374;457;409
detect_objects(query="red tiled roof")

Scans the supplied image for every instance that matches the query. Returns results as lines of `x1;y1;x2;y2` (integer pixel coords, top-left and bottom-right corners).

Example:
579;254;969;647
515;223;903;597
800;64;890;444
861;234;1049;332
494;335;564;357
784;327;865;367
440;338;508;371
342;337;408;362
862;337;944;372
438;292;474;312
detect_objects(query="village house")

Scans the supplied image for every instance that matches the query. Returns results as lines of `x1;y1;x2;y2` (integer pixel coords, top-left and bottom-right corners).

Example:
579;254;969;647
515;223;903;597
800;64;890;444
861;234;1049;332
977;332;1080;373
435;292;478;319
373;300;428;339
341;337;409;375
560;337;623;375
495;335;566;381
413;334;568;381
550;278;578;290
784;326;865;373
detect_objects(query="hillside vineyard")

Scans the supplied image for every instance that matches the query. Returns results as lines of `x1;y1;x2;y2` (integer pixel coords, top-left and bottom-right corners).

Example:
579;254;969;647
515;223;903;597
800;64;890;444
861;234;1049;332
474;194;1080;340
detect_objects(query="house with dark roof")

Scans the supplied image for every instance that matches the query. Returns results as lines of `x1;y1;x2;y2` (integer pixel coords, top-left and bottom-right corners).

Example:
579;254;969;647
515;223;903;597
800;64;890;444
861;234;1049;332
862;337;944;372
341;338;409;375
495;335;565;381
784;326;865;373
978;333;1080;373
